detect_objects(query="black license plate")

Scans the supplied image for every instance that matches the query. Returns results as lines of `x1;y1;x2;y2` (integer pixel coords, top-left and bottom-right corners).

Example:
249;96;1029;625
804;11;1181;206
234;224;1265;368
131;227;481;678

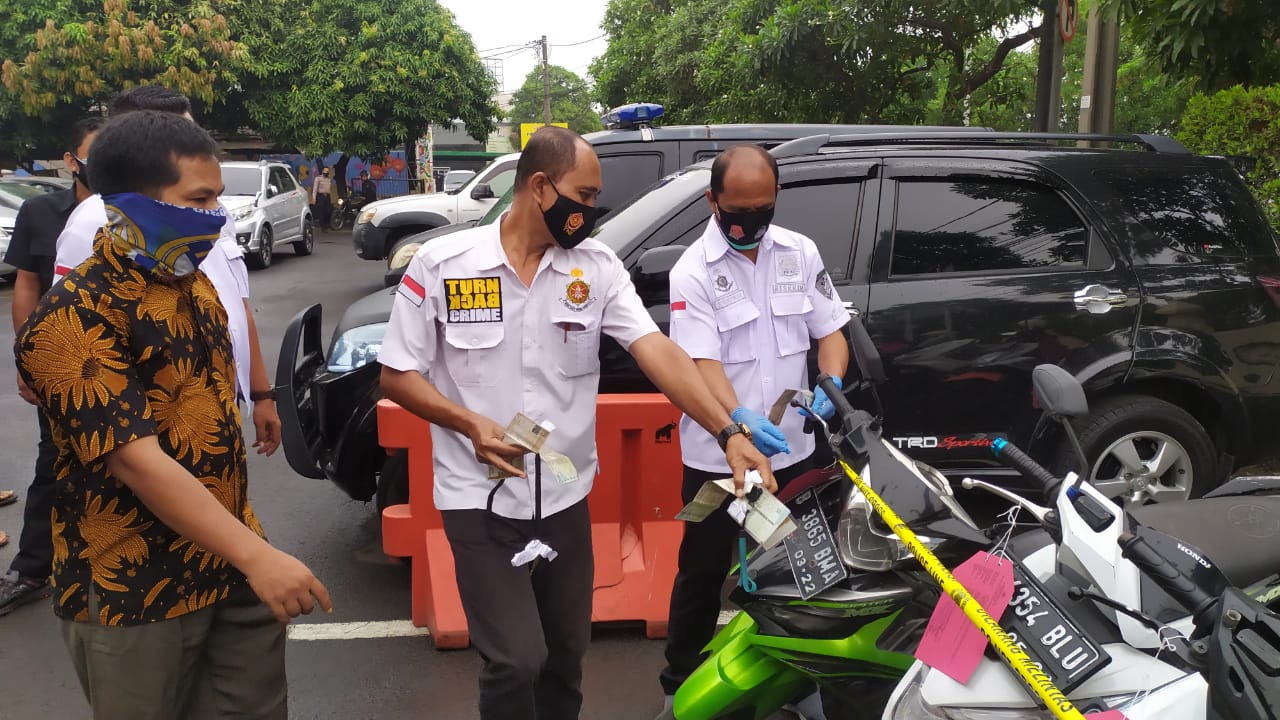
1000;561;1110;693
784;488;848;599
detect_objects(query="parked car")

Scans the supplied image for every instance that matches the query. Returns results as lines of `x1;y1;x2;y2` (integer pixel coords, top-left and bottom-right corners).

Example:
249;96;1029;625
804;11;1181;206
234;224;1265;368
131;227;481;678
220;161;314;269
282;130;1280;513
352;104;962;263
0;181;46;211
442;169;476;192
352;153;520;261
382;188;512;287
0;205;18;281
0;176;73;194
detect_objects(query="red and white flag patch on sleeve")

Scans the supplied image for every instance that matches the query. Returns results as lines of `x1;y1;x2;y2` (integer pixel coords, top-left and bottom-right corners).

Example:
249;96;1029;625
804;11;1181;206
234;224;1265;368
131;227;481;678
398;273;427;307
670;299;687;312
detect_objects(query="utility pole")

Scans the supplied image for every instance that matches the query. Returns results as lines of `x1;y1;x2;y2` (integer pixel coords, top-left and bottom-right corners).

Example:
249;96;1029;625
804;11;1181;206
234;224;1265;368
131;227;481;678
1032;0;1065;132
1078;5;1120;136
540;35;551;126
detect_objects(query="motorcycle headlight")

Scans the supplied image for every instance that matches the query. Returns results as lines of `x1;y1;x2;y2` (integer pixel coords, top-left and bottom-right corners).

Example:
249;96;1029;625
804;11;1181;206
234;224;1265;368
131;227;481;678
233;205;255;221
885;666;1139;719
327;322;388;373
389;241;424;272
357;207;379;225
835;467;941;572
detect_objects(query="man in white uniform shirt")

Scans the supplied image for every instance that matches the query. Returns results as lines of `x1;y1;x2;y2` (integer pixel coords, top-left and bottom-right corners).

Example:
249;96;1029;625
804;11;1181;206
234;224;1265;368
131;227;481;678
379;127;776;720
659;145;850;711
52;86;280;454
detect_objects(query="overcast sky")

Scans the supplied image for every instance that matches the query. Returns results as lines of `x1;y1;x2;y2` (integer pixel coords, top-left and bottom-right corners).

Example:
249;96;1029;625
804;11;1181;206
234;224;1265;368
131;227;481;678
438;0;610;95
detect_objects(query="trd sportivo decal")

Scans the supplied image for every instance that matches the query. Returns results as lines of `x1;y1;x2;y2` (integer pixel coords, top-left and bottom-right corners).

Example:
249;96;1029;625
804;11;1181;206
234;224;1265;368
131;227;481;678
891;435;1006;451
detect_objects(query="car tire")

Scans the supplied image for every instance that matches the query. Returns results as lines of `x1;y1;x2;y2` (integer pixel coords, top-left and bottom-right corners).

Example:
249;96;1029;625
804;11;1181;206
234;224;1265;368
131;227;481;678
1050;394;1219;504
247;225;273;269
375;449;410;512
293;218;315;256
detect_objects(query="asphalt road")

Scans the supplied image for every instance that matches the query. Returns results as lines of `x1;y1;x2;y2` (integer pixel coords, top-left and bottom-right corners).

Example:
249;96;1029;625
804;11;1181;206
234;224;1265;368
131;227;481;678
0;229;676;720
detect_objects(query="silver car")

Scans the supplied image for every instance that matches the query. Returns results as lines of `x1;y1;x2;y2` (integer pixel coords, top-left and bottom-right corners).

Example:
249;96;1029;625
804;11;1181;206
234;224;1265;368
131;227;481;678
220;161;314;269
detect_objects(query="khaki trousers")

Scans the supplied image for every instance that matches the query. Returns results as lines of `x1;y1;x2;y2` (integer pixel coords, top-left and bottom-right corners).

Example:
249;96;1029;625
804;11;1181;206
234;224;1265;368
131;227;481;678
61;584;287;720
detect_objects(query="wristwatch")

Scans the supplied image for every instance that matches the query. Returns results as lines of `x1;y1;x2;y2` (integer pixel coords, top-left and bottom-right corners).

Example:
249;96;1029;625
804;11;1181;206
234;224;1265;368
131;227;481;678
716;422;752;451
249;387;278;402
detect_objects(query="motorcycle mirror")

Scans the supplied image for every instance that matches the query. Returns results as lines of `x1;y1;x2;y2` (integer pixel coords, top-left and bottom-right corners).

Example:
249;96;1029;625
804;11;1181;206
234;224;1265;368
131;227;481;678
1031;364;1088;419
848;319;886;385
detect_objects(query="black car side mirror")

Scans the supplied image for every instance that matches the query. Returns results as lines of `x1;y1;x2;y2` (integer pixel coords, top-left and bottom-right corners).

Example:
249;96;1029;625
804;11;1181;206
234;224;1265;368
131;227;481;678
471;183;494;200
1031;364;1089;419
632;246;687;306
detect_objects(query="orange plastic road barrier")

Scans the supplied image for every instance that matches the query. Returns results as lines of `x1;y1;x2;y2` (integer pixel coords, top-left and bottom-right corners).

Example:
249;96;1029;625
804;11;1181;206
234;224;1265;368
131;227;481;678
379;394;687;650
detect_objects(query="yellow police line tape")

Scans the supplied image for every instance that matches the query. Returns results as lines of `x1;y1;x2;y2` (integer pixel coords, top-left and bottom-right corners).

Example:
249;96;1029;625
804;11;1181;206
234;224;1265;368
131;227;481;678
837;459;1085;720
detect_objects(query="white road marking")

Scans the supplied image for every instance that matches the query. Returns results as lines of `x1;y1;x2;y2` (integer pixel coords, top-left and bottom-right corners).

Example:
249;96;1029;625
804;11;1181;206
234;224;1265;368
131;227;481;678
286;620;432;641
286;612;743;641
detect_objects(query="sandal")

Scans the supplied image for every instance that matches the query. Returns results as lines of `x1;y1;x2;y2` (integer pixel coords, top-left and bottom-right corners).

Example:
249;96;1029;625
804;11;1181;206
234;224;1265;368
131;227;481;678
0;490;15;508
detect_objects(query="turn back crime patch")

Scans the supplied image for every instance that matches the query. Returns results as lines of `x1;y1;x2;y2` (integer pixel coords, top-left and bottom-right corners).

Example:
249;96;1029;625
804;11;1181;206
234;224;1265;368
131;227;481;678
445;276;503;323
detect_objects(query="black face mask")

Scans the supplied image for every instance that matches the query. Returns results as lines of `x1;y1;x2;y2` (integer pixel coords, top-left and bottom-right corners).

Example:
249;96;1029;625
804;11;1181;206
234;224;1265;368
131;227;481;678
542;181;600;250
72;155;90;192
714;204;775;251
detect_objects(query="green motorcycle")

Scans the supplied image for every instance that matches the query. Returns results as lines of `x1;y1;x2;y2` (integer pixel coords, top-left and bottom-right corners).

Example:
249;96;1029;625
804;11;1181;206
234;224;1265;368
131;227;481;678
663;322;991;720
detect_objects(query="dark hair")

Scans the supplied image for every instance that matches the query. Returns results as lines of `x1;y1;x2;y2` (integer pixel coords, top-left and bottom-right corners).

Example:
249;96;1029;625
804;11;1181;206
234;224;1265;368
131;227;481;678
69;117;105;155
88;111;219;196
108;85;192;116
709;144;779;197
515;126;589;191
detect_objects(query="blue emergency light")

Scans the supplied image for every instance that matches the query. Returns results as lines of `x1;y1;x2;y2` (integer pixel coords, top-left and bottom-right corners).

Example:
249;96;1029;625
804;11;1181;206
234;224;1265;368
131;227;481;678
602;103;665;130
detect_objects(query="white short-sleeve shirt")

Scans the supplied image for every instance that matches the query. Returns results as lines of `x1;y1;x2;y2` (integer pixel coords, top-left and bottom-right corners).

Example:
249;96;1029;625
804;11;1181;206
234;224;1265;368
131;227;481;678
378;220;660;519
668;221;849;473
53;195;253;407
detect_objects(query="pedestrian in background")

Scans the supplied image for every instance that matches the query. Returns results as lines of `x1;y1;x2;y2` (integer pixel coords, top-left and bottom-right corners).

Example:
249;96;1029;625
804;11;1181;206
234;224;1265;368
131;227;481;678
16;110;331;719
312;166;335;228
0;117;104;617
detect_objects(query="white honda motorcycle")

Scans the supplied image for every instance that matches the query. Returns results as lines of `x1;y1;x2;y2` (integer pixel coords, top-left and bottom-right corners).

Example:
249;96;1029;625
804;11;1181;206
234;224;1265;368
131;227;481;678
881;364;1280;720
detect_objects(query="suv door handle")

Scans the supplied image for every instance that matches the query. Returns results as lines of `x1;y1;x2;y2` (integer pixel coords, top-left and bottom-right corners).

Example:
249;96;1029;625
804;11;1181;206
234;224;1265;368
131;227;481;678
1074;284;1128;314
843;301;861;318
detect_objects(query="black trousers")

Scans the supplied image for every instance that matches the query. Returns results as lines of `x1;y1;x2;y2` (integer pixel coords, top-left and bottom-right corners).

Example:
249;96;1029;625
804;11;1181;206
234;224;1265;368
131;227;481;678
659;457;815;695
442;499;594;720
10;410;57;579
313;195;332;226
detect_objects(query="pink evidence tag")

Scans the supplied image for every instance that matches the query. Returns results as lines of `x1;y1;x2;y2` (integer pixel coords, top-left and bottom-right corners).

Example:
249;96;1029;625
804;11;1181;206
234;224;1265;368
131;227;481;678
914;551;1016;684
1085;713;1129;720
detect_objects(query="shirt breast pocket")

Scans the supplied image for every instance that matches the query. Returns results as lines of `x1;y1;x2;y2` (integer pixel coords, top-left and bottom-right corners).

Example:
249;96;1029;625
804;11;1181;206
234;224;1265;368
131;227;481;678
715;301;760;365
442;324;505;386
770;294;813;358
550;313;601;378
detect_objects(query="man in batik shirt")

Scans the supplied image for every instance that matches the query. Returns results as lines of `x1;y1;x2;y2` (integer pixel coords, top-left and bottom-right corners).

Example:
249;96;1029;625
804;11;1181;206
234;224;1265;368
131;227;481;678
15;110;332;719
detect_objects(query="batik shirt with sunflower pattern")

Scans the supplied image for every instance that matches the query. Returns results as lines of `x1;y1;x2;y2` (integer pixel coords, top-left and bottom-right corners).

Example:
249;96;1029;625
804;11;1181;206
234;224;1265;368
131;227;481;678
14;233;265;626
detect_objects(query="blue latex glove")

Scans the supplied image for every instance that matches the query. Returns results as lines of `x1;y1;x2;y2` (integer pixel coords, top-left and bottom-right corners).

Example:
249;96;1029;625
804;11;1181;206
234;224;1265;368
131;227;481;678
731;407;790;457
801;376;842;421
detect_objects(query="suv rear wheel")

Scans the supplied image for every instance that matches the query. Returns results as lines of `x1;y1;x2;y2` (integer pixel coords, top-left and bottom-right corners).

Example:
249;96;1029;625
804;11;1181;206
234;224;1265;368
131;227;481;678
293;218;315;256
1052;395;1218;504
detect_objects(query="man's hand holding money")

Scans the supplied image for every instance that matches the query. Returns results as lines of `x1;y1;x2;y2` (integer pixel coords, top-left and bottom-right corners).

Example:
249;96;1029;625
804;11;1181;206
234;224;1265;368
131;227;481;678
466;414;526;478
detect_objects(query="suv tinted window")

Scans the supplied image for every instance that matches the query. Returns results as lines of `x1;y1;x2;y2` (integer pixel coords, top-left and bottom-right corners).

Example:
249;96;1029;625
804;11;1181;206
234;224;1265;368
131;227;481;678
272;167;296;192
775;182;862;280
599;153;663;214
891;179;1088;276
1096;166;1279;260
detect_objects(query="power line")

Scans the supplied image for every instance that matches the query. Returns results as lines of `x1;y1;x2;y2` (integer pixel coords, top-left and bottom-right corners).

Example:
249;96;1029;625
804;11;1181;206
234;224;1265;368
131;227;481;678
550;33;606;48
477;42;533;54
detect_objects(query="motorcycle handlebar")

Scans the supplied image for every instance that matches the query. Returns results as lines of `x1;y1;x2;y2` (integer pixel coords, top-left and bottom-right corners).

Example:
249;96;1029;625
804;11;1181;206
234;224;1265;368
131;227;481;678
991;438;1061;497
816;373;855;425
1119;531;1217;623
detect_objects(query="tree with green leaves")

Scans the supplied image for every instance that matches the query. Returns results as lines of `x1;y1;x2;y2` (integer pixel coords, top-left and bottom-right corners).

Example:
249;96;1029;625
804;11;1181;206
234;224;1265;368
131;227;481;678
1111;0;1280;90
0;0;245;163
593;0;1044;125
507;65;602;144
241;0;496;181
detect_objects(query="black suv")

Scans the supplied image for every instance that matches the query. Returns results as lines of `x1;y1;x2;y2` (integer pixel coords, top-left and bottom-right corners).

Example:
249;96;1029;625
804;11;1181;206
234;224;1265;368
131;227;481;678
278;130;1280;510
